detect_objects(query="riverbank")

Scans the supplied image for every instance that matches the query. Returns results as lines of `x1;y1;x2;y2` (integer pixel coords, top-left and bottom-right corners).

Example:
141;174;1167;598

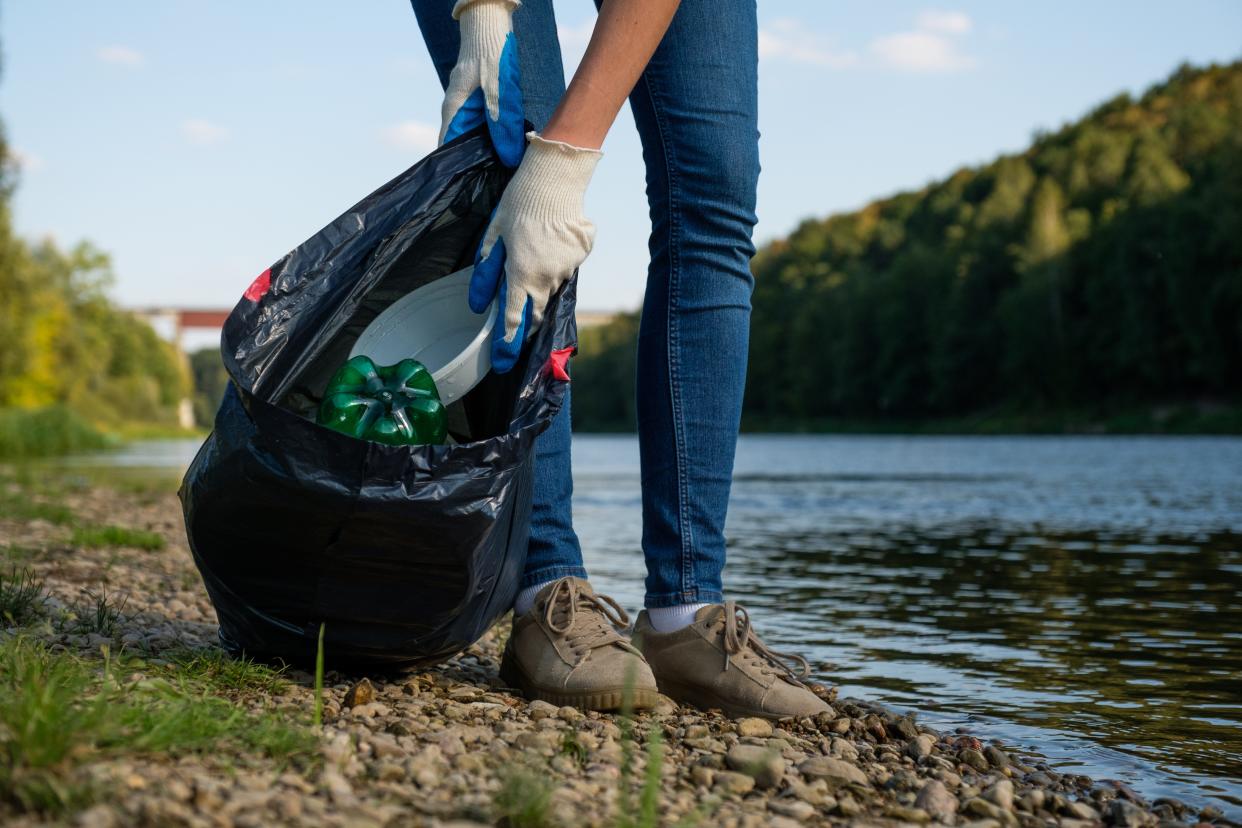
741;400;1242;436
571;400;1242;436
0;407;205;461
0;466;1232;827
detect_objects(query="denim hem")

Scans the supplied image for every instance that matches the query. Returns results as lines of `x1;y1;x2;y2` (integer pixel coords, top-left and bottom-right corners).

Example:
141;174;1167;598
644;589;724;609
519;565;590;591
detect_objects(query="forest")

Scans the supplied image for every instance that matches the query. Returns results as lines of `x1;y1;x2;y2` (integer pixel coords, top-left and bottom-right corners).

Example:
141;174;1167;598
572;61;1242;432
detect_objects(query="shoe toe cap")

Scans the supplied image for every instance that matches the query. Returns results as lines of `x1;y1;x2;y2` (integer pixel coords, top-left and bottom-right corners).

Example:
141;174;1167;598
766;682;831;719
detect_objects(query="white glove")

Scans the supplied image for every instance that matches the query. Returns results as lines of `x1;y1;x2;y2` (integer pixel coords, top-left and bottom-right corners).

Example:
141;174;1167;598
441;0;524;166
469;132;602;372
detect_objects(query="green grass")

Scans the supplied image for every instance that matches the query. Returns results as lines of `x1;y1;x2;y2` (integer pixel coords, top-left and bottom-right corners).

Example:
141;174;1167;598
69;524;164;552
313;622;326;728
60;466;183;499
559;730;589;767
0;407;112;461
0;637;317;816
62;590;127;638
161;648;289;699
494;764;555;828
610;669;681;828
0;567;47;626
0;491;75;526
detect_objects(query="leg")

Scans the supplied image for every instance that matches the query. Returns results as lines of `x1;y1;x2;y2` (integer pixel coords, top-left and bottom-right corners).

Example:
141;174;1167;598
410;0;586;589
626;0;761;608
620;7;827;717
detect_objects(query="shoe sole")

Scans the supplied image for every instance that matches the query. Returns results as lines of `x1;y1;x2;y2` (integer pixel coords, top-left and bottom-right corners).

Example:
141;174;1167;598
499;649;660;712
652;676;799;721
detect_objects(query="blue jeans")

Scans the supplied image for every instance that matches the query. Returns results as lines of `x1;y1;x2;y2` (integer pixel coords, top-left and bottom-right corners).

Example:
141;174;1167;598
411;0;758;608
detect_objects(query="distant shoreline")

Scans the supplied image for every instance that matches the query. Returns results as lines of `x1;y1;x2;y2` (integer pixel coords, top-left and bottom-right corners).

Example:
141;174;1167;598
575;401;1242;436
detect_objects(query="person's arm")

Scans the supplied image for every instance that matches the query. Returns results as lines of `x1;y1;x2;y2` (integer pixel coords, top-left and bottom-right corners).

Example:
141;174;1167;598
467;0;683;372
542;0;681;150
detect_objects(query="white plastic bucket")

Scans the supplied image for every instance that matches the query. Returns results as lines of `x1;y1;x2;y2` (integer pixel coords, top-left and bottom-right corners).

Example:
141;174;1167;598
350;267;496;405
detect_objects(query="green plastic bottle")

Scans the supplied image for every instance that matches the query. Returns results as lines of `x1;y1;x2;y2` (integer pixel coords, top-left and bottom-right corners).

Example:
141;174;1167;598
316;355;447;446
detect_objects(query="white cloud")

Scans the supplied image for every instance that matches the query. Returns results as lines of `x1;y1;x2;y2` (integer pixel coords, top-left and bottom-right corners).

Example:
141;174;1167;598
96;45;144;67
380;121;439;153
759;18;858;68
181;119;230;147
9;147;45;173
871;31;975;72
870;10;976;73
916;10;973;35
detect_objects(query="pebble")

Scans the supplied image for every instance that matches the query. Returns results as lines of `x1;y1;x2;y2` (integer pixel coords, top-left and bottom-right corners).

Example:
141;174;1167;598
725;744;786;789
736;717;773;738
984;745;1011;768
886;804;932;823
909;733;937;760
830;736;859;761
714;770;756;796
1020;789;1046;812
690;766;715;788
768;799;816;820
1067;801;1103;821
343;678;375;708
984;779;1015;811
915;779;959;822
836;796;863;817
798;756;869;787
527;699;557;719
888;716;921;741
961;748;990;772
1109;798;1157;828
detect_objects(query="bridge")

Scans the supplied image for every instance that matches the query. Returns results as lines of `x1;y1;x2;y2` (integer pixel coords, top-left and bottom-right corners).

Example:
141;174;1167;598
129;307;232;353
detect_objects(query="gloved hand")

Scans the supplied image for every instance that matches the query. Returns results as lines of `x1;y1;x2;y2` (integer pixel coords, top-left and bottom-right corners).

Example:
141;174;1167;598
441;0;524;167
470;131;602;373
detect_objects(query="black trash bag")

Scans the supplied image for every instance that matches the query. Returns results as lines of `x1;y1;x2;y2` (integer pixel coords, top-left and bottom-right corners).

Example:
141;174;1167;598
179;127;576;670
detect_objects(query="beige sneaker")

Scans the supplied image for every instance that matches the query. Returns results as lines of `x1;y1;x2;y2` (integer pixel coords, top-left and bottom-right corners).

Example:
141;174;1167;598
632;602;829;720
498;577;659;711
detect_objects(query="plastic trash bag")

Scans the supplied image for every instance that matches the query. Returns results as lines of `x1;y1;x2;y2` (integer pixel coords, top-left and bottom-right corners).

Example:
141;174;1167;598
179;127;576;670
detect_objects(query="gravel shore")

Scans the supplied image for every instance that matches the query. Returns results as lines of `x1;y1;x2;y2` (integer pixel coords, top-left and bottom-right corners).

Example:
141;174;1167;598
1;472;1232;828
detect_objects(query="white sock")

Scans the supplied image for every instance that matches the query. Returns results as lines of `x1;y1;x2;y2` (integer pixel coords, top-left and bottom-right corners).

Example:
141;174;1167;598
647;603;710;633
514;581;556;617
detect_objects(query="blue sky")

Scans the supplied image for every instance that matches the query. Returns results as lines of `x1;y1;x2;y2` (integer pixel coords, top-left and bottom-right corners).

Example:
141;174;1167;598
4;1;1240;332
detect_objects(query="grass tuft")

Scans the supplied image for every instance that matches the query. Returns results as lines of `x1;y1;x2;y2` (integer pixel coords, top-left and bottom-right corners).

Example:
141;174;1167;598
163;648;289;698
494;763;554;828
559;730;589;767
69;524;164;552
64;589;127;637
0;637;317;816
0;566;47;626
313;622;326;728
0;638;112;812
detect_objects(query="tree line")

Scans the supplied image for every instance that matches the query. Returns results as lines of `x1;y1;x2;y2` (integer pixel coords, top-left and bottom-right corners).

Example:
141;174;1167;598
571;61;1242;432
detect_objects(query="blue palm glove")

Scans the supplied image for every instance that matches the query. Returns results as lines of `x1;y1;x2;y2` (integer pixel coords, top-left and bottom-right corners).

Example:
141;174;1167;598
440;0;524;168
469;132;602;373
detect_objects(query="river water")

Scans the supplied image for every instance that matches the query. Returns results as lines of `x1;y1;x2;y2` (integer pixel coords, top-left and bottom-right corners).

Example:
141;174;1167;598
73;434;1242;814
